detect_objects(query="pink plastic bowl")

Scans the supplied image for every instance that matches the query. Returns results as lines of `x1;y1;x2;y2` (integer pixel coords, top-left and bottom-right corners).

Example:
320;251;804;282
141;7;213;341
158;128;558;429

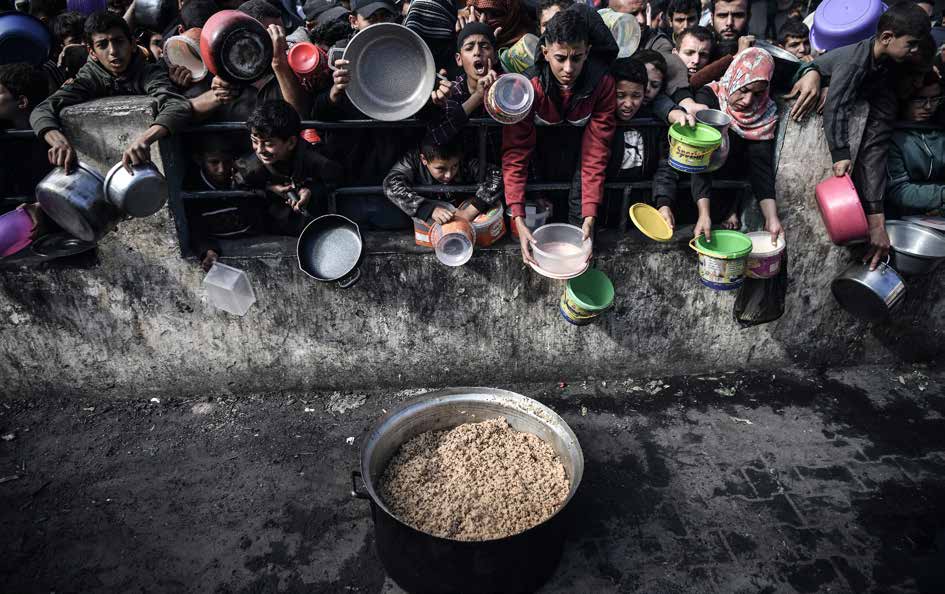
815;174;869;245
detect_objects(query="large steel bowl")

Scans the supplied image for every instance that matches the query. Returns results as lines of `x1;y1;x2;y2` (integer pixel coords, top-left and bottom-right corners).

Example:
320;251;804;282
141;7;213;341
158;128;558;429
886;219;945;275
353;387;583;593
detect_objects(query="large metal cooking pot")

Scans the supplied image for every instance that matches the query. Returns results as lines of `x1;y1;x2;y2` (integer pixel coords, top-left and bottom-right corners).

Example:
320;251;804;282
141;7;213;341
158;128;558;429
695;109;731;173
0;12;52;65
134;0;177;33
352;387;584;593
754;40;800;92
104;161;168;218
885;219;945;276
35;162;120;243
297;214;363;288
831;259;906;321
200;10;273;84
328;23;437;121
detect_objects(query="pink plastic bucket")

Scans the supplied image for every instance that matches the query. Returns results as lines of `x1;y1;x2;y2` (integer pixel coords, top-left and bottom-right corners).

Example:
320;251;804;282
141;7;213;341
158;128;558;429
815;174;869;245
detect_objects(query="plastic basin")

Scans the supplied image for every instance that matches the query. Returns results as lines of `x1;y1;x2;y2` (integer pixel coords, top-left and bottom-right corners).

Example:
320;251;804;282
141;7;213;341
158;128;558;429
810;0;887;52
532;223;591;275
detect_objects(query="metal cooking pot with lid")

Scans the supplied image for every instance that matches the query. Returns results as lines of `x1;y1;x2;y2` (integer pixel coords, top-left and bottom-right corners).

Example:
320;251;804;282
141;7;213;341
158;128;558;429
35;162;120;243
297;214;363;288
831;258;906;321
104;162;168;218
200;10;273;84
327;23;438;121
351;387;584;593
885;219;945;276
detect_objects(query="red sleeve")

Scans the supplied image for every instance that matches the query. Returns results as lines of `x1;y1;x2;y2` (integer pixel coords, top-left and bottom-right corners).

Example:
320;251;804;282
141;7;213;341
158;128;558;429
579;74;617;219
501;79;541;219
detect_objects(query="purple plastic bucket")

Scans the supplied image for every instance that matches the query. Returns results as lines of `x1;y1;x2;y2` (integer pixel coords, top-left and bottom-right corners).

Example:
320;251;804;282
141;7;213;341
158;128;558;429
67;0;107;15
810;0;887;52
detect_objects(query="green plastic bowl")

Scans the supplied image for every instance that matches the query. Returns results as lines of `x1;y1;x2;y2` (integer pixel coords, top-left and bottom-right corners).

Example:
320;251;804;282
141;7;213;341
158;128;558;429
691;230;753;259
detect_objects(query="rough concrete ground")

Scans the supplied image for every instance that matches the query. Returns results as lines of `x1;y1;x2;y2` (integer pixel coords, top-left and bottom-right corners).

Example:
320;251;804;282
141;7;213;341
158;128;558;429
1;365;944;594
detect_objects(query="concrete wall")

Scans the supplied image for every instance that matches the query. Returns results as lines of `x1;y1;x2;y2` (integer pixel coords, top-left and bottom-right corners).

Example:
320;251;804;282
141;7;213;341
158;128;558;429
1;98;943;398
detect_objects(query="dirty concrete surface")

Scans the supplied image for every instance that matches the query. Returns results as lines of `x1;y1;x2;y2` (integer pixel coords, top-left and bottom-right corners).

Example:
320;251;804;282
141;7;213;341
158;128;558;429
2;365;944;594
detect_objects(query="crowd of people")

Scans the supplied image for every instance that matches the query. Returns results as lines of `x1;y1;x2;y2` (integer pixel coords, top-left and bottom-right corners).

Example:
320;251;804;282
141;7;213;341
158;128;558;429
0;0;942;273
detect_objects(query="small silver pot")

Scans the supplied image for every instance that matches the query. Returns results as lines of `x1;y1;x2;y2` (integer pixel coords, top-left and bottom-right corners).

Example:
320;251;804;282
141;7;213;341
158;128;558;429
104;162;168;218
886;219;945;276
831;259;906;321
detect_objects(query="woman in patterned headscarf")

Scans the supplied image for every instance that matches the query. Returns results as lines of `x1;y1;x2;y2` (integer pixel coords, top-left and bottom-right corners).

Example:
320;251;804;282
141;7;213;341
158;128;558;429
690;47;783;244
462;0;533;48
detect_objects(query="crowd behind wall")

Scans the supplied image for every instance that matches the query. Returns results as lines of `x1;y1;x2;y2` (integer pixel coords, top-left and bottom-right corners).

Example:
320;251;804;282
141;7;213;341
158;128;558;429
0;0;943;272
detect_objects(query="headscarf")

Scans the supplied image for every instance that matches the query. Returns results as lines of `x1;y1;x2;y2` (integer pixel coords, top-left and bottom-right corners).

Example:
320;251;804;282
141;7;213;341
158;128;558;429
707;47;778;141
404;0;457;40
466;0;530;48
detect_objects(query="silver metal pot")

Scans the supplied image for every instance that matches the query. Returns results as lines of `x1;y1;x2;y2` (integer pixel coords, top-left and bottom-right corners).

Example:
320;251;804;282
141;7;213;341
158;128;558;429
35;162;119;243
754;40;801;91
695;109;731;173
352;387;584;593
104;162;168;218
831;259;906;321
328;23;437;121
886;219;945;276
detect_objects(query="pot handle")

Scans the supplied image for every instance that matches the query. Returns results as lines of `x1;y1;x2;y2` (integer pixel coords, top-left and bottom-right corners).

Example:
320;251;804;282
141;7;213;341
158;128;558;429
688;238;700;252
327;45;347;70
351;470;370;500
337;267;361;289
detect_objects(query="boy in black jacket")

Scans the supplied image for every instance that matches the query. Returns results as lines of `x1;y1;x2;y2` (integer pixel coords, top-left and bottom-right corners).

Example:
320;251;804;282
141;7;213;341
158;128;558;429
234;100;343;235
796;1;930;269
384;136;503;224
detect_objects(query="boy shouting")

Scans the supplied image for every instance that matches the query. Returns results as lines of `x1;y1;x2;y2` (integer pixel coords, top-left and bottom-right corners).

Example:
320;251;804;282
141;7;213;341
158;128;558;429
30;12;191;174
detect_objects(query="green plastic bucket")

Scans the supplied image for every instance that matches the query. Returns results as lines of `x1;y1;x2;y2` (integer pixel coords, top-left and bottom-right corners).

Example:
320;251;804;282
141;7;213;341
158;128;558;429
688;230;753;290
667;123;722;173
560;268;614;325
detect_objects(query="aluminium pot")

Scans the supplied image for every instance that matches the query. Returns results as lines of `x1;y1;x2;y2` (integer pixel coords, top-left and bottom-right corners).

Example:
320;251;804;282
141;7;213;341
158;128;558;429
297;214;363;288
695;109;731;173
200;10;273;84
885;219;945;276
327;23;438;121
753;40;800;92
35;162;120;243
351;387;584;594
104;161;168;218
831;259;905;321
134;0;177;33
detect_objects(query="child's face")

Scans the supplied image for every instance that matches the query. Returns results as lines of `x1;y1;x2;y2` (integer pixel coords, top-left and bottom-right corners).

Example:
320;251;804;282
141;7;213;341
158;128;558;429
542;41;590;88
882;32;922;62
455;34;496;81
199;151;235;187
538;5;563;34
780;35;810;59
615;80;645;121
251;131;298;165
421;154;461;184
642;62;664;104
148;33;164;61
903;82;942;122
0;83;26;122
88;29;134;75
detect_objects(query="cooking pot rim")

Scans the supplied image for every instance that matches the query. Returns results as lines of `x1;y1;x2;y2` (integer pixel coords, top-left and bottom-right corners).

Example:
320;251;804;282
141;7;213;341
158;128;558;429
296;213;363;281
357;387;584;542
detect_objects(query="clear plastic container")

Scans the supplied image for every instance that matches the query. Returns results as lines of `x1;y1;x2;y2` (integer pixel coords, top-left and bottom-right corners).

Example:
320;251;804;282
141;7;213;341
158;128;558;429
532;223;591;274
525;203;549;230
203;262;256;316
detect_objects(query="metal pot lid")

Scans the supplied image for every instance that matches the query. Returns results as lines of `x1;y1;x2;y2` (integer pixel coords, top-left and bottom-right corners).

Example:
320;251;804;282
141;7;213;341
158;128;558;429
754;40;801;64
104;162;168;218
31;232;96;258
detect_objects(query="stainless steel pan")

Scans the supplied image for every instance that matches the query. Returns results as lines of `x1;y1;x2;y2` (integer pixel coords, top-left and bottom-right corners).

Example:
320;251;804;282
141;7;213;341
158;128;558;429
297;214;363;288
329;23;438;121
886;219;945;275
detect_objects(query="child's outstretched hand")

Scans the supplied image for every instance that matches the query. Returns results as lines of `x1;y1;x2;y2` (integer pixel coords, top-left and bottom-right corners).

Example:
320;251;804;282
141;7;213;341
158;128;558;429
329;60;350;104
475;59;498;96
431;70;453;107
432;206;454;225
658;206;675;230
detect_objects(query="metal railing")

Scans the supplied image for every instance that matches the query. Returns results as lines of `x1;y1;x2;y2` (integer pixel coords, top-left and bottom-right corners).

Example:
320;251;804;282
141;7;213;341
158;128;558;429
3;117;751;258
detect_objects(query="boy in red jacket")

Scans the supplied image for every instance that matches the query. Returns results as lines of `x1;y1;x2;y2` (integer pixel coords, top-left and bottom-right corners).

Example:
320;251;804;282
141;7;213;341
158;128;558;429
502;7;617;264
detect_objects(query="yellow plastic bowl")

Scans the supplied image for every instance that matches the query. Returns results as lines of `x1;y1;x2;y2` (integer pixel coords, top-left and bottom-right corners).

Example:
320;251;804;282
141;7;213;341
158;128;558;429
629;203;673;242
